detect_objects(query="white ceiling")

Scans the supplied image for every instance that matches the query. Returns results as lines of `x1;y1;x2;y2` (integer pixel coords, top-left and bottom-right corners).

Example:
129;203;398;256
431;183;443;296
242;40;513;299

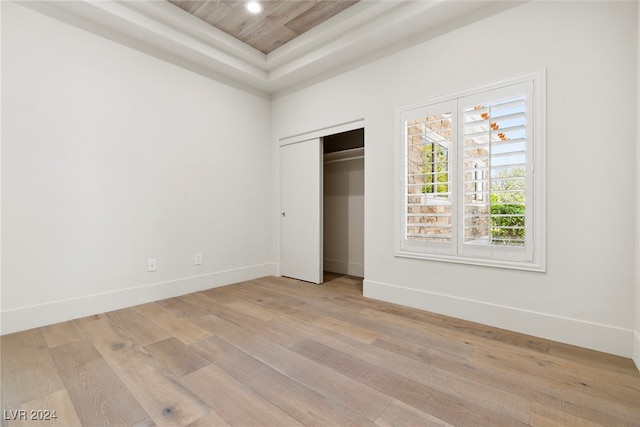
22;1;523;97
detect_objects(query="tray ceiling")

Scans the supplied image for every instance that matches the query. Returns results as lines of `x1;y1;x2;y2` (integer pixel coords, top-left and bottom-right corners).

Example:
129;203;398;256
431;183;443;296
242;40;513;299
20;1;522;95
168;1;360;54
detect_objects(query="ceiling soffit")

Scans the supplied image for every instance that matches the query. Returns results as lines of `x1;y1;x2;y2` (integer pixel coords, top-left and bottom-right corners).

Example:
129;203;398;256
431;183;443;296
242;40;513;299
18;1;524;96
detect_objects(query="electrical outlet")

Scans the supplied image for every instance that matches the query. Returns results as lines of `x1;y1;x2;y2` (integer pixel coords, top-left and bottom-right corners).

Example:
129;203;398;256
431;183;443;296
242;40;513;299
147;258;157;272
195;253;202;265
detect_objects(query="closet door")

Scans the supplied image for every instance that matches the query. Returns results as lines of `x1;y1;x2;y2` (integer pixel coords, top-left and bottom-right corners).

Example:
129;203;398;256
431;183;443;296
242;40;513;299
280;139;323;284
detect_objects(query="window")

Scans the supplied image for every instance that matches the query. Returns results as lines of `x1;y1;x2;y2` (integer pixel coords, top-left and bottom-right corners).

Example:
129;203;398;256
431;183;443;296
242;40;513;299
395;71;545;271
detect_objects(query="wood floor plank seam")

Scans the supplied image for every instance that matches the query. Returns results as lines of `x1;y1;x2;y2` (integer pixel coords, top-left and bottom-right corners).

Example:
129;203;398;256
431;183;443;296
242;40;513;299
191;335;378;426
207;319;393;421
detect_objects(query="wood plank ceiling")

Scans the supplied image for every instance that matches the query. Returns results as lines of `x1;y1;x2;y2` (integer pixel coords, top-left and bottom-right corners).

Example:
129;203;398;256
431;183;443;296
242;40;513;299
168;1;360;54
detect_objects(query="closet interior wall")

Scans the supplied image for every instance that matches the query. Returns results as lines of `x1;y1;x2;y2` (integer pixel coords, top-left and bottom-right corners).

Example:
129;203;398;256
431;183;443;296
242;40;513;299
323;129;365;278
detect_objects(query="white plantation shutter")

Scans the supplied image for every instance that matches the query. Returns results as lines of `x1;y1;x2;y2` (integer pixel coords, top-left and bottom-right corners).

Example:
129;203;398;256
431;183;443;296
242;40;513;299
400;100;457;255
459;82;534;261
396;72;545;271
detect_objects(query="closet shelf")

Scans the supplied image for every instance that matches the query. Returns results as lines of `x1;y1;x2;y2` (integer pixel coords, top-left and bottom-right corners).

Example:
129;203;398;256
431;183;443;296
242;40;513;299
323;147;364;164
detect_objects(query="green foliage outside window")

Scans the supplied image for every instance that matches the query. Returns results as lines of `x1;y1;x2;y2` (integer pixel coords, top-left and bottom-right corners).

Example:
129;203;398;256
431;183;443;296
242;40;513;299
421;143;449;196
490;202;525;243
490;168;525;243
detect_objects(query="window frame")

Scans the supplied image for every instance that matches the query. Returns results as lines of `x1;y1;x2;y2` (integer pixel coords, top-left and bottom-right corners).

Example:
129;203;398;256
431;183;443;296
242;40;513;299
394;70;546;272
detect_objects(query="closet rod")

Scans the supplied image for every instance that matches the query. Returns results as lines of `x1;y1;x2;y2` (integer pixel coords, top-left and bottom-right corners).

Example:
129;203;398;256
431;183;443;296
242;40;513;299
324;155;364;164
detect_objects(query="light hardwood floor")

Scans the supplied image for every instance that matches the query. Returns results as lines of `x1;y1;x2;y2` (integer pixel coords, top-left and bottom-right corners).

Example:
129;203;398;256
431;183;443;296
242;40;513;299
2;274;639;426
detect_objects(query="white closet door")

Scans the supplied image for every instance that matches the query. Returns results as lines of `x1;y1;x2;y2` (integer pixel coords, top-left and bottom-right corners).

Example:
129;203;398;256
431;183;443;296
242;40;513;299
280;139;323;284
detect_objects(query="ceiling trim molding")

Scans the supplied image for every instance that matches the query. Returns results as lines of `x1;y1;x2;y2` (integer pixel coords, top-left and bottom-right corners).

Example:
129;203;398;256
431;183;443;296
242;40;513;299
16;0;524;96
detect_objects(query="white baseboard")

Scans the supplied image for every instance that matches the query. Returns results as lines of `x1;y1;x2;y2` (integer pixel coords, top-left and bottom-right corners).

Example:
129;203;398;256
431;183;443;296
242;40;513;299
1;263;277;335
324;259;364;277
364;279;633;358
633;330;640;371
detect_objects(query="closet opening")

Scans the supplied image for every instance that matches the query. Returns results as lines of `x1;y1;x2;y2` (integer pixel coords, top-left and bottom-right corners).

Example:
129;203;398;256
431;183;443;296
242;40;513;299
323;128;365;282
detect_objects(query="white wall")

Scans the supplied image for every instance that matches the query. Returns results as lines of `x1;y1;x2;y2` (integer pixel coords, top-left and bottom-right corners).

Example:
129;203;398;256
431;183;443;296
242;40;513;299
273;1;639;357
635;0;640;370
324;158;364;277
1;2;275;334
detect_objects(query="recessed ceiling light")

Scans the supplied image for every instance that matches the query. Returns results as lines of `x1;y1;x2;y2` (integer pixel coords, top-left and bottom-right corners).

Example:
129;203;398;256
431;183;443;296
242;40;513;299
246;1;263;14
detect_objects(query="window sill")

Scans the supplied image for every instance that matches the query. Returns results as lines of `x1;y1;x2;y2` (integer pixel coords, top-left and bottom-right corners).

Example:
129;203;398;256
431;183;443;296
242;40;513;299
395;249;545;272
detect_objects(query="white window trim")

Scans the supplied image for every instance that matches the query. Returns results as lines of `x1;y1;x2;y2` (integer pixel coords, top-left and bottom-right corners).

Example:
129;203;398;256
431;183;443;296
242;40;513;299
394;70;546;272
